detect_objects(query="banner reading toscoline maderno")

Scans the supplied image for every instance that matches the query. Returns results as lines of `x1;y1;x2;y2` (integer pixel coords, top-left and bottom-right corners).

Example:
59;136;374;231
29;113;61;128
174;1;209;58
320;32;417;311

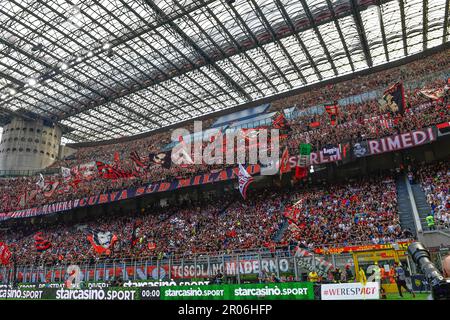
0;127;437;221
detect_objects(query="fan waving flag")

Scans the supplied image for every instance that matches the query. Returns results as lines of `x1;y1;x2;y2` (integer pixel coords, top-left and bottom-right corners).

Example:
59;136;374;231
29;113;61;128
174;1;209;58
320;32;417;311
36;173;45;189
272;111;291;134
34;232;52;252
380;82;406;114
238;164;254;200
87;229;118;255
61;167;71;182
43;181;60;198
325;103;339;126
130;151;146;173
279;147;291;179
148;150;172;169
0;242;12;265
96;161;134;179
295;143;311;180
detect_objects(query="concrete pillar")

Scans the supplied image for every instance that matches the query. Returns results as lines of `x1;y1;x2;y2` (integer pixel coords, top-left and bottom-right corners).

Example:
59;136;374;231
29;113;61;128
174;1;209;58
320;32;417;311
0;117;62;171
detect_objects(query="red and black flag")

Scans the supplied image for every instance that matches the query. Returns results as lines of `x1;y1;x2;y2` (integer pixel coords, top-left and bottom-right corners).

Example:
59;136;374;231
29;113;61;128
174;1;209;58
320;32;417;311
113;151;120;164
381;82;406;114
325;102;339;126
96;161;134;179
87;229;118;255
279;147;291;179
436;122;450;135
131;219;142;248
272;111;291;133
309;121;321;129
34;232;52;252
130;151;146;172
148;150;172;169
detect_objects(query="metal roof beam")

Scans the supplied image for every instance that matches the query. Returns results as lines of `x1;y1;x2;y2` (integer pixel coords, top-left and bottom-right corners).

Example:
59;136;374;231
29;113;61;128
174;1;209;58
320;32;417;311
377;4;390;61
324;0;355;72
398;0;408;56
0;70;24;88
444;0;450;43
299;0;338;76
34;0;218;72
271;0;322;80
0;9;141;131
143;0;252;102
171;0;266;96
86;1;205;119
349;0;373;67
46;3;185;123
200;1;277;93
248;0;300;87
225;3;287;93
12;0;159;129
0;51;136;138
423;0;428;50
110;0;235;120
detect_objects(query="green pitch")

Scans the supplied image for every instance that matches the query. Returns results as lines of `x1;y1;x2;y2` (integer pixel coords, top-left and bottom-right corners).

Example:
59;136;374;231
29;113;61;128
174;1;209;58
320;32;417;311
385;292;430;300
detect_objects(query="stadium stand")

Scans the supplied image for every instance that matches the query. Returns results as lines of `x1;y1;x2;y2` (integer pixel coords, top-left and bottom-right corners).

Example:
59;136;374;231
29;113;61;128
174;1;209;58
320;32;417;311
0;52;448;213
1;0;450;304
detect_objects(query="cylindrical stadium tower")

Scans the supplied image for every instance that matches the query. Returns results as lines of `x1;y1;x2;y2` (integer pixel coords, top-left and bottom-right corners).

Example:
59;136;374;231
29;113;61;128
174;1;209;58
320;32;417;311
0;117;61;171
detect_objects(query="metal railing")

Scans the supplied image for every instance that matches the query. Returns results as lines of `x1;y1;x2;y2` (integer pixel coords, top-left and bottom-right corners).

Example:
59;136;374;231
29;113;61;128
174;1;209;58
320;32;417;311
0;241;416;285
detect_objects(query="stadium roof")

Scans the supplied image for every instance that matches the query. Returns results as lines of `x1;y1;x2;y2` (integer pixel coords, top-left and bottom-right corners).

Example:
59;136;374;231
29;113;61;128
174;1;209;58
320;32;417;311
0;0;448;143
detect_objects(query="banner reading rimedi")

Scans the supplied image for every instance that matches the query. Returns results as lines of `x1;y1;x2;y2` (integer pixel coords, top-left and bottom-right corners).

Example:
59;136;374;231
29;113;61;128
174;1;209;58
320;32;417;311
160;282;314;300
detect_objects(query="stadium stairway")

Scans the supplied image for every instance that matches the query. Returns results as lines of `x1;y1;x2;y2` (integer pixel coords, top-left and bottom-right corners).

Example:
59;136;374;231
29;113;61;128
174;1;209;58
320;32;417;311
272;201;288;242
396;177;418;238
395;177;450;247
410;183;433;231
409;182;450;247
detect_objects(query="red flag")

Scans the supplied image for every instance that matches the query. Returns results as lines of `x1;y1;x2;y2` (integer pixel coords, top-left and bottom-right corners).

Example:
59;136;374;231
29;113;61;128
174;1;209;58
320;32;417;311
325;103;339;126
34;232;52;252
295;166;308;180
0;242;11;265
309;121;320;128
114;151;120;163
279;147;291;178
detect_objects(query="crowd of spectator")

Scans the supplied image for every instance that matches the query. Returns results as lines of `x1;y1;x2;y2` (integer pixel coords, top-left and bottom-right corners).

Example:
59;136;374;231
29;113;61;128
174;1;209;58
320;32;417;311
417;160;450;229
1;188;286;267
281;176;412;249
270;49;450;111
0;172;414;268
0;49;448;217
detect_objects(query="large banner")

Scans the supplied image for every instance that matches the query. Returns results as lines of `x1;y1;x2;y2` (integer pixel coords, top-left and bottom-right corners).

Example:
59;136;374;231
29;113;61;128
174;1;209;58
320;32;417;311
160;282;314;300
7;257;292;283
351;127;436;159
313;241;411;255
0;287;142;300
0;127;439;221
0;282;313;300
320;282;380;300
